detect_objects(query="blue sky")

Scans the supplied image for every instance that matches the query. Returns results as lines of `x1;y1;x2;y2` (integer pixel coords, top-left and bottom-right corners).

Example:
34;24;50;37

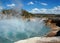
0;0;60;14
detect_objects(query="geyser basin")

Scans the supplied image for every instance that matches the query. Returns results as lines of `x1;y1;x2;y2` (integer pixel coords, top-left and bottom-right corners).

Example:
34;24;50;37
0;18;51;43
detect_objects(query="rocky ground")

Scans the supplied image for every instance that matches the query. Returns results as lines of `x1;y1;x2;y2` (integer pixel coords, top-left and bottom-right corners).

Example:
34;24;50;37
46;19;60;37
14;37;60;43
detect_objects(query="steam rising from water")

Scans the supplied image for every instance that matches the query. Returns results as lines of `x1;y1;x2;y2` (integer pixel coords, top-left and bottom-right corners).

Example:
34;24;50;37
0;0;51;43
0;18;51;42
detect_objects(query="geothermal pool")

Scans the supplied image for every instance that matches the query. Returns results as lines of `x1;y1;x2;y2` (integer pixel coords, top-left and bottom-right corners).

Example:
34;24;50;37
0;18;51;43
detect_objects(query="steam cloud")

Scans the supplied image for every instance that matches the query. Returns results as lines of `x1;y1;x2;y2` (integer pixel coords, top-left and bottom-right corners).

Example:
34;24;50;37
0;0;51;43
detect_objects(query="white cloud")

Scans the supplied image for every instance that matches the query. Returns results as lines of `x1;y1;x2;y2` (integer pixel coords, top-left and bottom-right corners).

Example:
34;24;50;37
30;8;47;14
29;6;60;14
30;8;40;13
40;3;48;6
7;3;15;7
28;2;34;5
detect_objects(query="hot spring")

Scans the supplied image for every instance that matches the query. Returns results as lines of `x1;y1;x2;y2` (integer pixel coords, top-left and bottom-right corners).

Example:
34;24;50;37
0;17;51;43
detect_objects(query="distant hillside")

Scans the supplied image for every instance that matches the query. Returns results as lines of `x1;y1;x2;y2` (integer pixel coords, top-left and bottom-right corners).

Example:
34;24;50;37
1;9;60;18
2;9;19;16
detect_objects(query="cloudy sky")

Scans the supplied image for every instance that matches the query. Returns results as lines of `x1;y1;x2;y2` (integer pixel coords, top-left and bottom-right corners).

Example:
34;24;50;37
0;0;60;14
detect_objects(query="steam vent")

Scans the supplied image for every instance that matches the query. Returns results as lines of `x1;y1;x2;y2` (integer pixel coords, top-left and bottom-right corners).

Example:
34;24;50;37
0;0;60;43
